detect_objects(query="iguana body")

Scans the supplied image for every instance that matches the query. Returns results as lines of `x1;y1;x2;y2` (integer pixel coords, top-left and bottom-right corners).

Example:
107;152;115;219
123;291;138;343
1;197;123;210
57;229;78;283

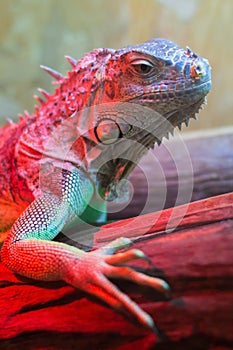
0;38;211;331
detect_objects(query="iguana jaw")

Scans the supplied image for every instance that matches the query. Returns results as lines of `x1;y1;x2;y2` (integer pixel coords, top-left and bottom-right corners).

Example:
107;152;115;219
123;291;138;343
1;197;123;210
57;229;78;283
129;77;211;125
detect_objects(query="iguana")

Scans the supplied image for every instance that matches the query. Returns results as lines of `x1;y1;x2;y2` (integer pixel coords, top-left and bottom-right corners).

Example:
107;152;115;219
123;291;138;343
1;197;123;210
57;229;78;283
0;38;211;333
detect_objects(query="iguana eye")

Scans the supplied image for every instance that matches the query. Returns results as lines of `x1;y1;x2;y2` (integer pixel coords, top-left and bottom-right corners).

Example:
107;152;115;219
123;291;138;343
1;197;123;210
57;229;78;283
131;60;154;75
95;119;122;144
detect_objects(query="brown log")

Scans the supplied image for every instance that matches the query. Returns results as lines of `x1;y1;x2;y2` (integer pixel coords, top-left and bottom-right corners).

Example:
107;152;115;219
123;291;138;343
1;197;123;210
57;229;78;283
108;127;233;220
0;192;233;350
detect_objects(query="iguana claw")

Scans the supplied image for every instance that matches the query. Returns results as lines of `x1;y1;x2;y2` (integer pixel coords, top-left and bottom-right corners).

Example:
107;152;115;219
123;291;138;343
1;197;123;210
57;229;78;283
63;237;170;332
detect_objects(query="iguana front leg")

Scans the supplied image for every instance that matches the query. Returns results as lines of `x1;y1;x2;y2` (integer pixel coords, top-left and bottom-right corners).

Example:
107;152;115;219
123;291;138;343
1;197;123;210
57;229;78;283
1;168;169;332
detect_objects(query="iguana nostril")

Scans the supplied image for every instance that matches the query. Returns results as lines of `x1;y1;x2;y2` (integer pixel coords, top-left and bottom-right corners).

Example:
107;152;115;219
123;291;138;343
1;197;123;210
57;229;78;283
190;61;206;79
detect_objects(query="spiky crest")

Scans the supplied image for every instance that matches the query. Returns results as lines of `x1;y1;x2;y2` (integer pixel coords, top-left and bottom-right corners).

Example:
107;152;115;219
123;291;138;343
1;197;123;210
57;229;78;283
37;88;50;100
33;95;44;105
65;55;77;68
40;65;64;81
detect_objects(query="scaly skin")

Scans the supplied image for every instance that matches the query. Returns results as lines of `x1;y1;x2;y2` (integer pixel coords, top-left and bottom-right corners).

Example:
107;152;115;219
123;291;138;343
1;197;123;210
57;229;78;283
0;38;211;332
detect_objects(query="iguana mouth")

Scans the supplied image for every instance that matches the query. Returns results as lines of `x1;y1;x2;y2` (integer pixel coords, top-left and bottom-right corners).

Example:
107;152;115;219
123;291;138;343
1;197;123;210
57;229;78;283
130;80;211;120
131;79;212;104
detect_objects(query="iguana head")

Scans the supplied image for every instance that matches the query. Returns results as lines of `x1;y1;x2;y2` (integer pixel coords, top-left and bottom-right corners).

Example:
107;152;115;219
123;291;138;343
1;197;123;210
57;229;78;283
110;38;211;126
38;38;211;201
84;38;212;199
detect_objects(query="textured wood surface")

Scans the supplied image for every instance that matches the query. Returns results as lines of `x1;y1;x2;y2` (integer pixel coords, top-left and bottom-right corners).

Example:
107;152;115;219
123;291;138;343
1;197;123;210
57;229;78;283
1;192;232;350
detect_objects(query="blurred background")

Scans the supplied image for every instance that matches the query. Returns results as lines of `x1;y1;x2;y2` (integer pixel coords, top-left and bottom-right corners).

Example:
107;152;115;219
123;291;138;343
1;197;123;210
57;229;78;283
0;0;232;130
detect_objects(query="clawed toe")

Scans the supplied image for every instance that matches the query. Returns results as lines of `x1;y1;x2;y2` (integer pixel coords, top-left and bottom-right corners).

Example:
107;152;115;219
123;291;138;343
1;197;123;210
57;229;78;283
85;271;156;331
97;239;170;297
65;237;170;333
99;237;133;255
105;265;170;297
105;248;150;265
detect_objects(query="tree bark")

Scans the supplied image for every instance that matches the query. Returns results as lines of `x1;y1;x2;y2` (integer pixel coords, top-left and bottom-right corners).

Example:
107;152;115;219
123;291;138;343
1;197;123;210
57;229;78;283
1;192;232;350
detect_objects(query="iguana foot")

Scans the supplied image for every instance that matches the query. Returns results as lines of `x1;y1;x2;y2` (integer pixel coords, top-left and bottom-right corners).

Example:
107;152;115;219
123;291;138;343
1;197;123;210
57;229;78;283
63;237;170;332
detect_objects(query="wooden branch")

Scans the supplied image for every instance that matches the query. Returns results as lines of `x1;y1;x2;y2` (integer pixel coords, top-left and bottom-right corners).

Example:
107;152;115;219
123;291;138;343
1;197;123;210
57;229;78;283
1;192;232;349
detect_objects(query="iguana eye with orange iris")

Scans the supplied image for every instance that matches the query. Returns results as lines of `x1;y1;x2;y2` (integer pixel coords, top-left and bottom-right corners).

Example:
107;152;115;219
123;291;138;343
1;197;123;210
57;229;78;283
95;119;122;144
